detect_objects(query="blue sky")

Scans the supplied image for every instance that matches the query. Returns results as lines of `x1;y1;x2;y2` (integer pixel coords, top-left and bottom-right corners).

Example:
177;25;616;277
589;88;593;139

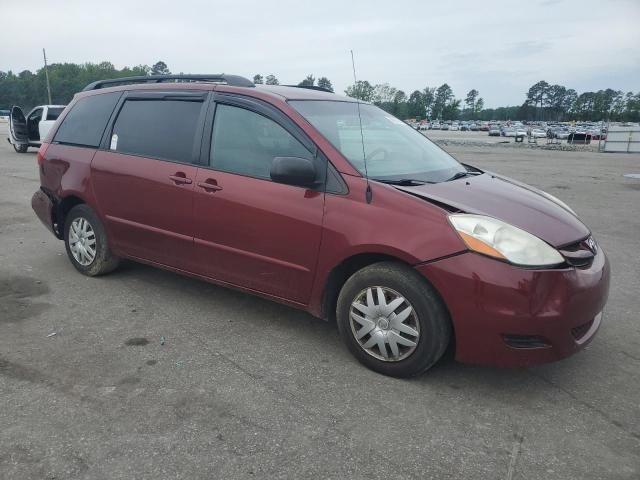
2;0;639;107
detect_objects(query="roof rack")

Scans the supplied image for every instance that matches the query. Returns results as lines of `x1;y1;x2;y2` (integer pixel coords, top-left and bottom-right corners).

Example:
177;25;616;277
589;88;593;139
284;85;334;94
82;74;254;91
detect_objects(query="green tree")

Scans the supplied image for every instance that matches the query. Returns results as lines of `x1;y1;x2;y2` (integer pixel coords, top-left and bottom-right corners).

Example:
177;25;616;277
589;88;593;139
265;74;279;85
253;74;264;84
465;89;479;118
0;62;149;111
433;83;453;120
443;98;461;121
407;90;424;118
392;90;407;118
298;74;315;87
150;61;170;75
344;80;375;102
372;83;397;105
422;87;435;118
317;77;333;92
563;88;578;118
525;80;550;119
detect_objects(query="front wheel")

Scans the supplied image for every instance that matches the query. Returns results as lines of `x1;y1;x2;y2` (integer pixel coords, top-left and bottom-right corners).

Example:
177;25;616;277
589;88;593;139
64;204;120;276
336;262;451;377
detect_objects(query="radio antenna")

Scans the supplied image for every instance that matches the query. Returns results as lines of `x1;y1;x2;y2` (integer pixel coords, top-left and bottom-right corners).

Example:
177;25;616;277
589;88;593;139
350;50;372;204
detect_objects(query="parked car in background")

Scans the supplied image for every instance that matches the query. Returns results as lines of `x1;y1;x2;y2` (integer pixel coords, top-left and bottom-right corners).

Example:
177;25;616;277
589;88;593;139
479;123;490;131
0;109;9;120
450;124;459;131
460;123;470;131
488;125;501;136
530;128;547;138
469;123;478;131
8;105;66;152
440;123;450;131
31;74;610;378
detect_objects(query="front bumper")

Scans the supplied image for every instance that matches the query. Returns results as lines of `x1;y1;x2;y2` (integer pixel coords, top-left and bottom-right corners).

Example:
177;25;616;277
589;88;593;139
416;249;610;367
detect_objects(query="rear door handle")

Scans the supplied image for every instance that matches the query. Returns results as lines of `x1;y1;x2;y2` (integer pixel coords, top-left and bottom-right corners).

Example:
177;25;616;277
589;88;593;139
197;179;223;192
169;173;192;185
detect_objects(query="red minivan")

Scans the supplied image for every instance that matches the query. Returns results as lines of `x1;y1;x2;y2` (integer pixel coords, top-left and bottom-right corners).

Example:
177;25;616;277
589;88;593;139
32;74;610;377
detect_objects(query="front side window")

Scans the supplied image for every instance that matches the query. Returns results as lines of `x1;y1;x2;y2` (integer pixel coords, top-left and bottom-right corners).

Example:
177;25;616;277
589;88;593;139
210;104;312;179
111;99;203;162
290;100;465;183
28;108;43;123
54;92;121;147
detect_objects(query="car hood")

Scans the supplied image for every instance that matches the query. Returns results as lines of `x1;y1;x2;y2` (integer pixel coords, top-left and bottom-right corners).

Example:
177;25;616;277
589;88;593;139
396;173;590;247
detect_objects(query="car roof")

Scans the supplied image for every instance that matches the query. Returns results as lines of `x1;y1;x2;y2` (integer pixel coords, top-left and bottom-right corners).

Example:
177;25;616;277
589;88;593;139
77;81;355;104
254;85;354;102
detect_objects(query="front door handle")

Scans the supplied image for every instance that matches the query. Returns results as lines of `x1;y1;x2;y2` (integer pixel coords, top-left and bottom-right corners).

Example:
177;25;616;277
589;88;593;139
169;173;192;185
197;178;223;192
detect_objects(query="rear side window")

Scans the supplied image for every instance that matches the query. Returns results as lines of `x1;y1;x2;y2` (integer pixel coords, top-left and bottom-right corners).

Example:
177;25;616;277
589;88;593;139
111;99;203;163
54;92;121;147
46;107;65;121
210;104;312;179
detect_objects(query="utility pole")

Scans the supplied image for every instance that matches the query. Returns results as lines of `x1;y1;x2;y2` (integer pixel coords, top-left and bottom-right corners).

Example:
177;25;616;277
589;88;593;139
43;48;52;104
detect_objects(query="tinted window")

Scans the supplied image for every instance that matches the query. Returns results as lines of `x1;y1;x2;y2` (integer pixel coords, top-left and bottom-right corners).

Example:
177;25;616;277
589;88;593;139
54;92;121;147
46;107;65;121
111;99;203;162
210;104;311;179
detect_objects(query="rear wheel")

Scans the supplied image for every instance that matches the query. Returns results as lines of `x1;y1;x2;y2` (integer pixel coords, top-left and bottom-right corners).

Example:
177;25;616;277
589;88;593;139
64;204;119;276
13;143;28;153
336;262;451;377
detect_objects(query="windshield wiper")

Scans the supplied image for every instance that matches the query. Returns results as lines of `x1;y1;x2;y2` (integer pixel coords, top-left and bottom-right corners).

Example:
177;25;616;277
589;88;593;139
372;178;433;186
446;170;482;182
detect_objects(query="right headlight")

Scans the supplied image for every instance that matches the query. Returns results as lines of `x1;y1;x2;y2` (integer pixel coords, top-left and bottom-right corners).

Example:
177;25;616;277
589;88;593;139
449;214;564;267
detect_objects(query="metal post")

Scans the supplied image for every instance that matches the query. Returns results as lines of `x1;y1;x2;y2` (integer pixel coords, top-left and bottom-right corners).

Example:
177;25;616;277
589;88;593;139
598;120;602;152
43;48;52;105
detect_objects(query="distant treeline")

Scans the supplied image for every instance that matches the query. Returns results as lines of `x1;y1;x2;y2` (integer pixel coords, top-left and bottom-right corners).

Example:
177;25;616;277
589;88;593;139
1;60;638;123
0;62;152;111
345;80;640;122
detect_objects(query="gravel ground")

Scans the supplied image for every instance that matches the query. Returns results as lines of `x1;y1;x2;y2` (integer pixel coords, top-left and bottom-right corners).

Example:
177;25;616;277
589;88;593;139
1;133;639;479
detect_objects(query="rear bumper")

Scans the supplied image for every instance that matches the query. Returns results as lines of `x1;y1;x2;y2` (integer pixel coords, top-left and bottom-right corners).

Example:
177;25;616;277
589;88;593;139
32;189;57;237
416;249;610;367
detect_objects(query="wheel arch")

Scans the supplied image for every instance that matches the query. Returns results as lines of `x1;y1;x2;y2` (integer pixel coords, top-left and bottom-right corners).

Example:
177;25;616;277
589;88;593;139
53;194;87;239
319;252;457;358
320;252;411;322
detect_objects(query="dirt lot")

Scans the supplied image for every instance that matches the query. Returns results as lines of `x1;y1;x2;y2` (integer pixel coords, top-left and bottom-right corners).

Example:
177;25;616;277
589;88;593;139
1;133;639;479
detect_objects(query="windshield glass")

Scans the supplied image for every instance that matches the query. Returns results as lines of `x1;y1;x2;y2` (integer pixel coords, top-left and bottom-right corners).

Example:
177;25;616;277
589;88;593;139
290;100;466;183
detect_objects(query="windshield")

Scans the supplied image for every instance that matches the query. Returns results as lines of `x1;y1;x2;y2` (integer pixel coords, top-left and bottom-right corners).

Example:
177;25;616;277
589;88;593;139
290;100;466;183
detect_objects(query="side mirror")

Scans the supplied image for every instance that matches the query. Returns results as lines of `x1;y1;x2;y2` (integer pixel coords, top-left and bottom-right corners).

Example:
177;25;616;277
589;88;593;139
270;156;318;187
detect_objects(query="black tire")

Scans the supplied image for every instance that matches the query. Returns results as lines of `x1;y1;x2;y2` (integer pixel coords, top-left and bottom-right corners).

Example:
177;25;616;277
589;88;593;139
336;262;451;378
13;143;28;153
64;204;119;276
